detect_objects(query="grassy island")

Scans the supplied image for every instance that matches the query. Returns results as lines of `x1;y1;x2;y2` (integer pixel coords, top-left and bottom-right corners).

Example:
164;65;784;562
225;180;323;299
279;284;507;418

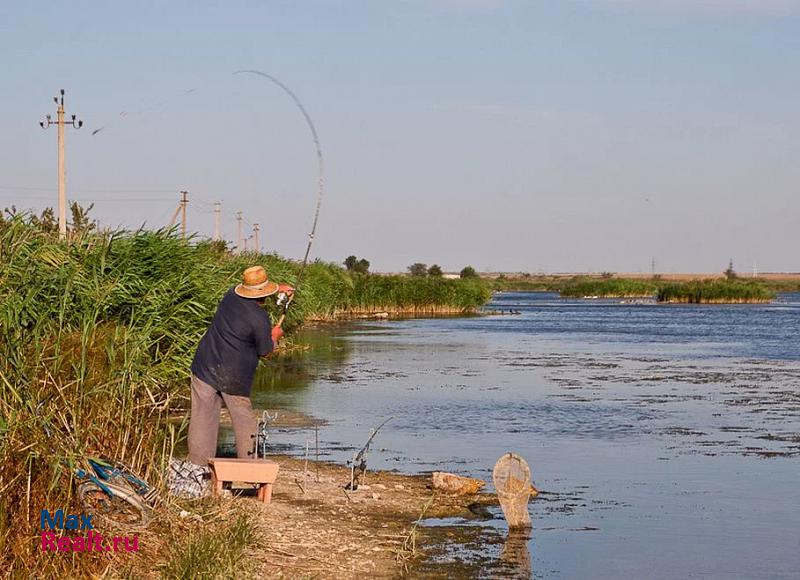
656;280;775;304
558;277;661;298
490;275;779;304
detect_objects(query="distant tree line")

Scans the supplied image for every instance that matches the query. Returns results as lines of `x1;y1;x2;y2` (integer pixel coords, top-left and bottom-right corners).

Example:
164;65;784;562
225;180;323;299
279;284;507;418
406;263;480;279
342;259;482;279
344;255;370;274
407;263;443;277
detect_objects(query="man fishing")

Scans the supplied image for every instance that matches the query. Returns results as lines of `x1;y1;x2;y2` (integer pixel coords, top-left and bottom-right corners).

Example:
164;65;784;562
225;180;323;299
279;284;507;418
187;265;293;468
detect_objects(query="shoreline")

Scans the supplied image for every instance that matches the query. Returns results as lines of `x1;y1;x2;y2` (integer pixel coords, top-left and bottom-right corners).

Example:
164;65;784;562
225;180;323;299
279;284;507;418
221;455;498;578
166;407;505;577
306;306;482;321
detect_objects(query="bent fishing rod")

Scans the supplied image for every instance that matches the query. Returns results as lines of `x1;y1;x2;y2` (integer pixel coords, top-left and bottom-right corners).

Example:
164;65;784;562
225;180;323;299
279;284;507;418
233;70;325;327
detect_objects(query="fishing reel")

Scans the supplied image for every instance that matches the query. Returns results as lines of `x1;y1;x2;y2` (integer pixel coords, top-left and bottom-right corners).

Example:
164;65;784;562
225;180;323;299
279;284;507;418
251;410;278;459
275;284;295;308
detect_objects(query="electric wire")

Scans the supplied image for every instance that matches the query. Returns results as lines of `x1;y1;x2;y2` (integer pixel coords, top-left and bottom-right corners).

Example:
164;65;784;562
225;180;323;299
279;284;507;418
6;72;324;273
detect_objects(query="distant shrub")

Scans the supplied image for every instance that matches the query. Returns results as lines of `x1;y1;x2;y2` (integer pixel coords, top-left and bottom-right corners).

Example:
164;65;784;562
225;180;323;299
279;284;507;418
344;255;370;274
724;260;737;280
408;263;428;277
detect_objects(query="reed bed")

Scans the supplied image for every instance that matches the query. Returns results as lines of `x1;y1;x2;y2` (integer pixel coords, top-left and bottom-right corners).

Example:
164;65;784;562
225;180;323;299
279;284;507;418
0;215;488;576
342;275;489;315
558;277;661;298
490;275;799;295
656;280;775;304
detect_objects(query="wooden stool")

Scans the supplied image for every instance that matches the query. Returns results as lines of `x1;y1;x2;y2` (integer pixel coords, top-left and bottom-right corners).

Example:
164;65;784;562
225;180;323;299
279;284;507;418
208;458;280;503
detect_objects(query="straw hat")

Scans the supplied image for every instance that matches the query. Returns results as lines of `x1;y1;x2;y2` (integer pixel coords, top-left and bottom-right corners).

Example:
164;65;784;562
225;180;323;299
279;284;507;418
234;266;279;299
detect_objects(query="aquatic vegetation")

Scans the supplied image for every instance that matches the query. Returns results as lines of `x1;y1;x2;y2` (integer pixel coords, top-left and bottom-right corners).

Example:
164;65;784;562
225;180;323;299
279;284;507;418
490;274;800;295
493;274;787;302
756;278;800;293
334;273;490;317
656;280;775;304
558;277;661;298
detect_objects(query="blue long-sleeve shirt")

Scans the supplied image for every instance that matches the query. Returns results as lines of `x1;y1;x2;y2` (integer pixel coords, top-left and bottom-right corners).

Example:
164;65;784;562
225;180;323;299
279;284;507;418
190;288;274;396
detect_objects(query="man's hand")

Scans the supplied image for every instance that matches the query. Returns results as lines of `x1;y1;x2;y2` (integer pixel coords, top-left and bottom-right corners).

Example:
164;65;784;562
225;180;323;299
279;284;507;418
271;325;284;344
276;284;296;308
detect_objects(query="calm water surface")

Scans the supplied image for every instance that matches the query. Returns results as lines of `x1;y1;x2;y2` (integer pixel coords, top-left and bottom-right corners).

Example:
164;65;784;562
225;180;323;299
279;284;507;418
249;292;800;579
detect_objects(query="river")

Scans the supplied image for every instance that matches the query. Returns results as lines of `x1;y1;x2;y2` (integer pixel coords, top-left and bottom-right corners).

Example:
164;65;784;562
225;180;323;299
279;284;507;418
246;292;800;578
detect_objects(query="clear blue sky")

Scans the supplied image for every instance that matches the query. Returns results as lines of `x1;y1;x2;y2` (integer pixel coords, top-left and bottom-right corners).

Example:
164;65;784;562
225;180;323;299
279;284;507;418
2;1;799;273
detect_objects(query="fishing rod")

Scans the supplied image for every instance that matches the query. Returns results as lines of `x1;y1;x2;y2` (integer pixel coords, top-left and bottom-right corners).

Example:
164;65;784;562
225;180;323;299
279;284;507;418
233;70;324;328
346;416;393;491
88;71;324;327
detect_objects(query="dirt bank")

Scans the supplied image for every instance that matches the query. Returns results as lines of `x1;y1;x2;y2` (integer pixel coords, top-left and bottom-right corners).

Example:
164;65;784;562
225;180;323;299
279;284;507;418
162;409;502;576
238;455;497;578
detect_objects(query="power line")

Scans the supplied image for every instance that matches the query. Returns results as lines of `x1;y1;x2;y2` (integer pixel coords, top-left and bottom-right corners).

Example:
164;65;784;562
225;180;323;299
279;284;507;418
213;201;221;241
0;192;175;202
3;183;258;247
0;185;177;193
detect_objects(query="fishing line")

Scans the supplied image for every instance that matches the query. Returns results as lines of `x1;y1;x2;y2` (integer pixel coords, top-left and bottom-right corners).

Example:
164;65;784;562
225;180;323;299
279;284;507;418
88;87;202;136
67;71;325;306
233;70;325;324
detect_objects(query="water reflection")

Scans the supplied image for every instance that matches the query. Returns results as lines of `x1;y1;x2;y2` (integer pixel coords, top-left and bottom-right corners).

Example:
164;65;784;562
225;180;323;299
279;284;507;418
251;325;353;404
499;528;533;579
214;326;354;456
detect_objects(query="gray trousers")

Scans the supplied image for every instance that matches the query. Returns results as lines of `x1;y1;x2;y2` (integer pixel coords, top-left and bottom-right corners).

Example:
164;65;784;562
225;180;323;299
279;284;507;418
187;374;257;466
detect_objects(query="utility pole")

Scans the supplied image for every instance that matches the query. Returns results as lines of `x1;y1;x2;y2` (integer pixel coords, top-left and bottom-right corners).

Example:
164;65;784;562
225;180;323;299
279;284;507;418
236;211;243;253
651;257;656;277
213;201;221;241
253;223;260;253
167;199;181;229
180;190;189;238
40;89;82;240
